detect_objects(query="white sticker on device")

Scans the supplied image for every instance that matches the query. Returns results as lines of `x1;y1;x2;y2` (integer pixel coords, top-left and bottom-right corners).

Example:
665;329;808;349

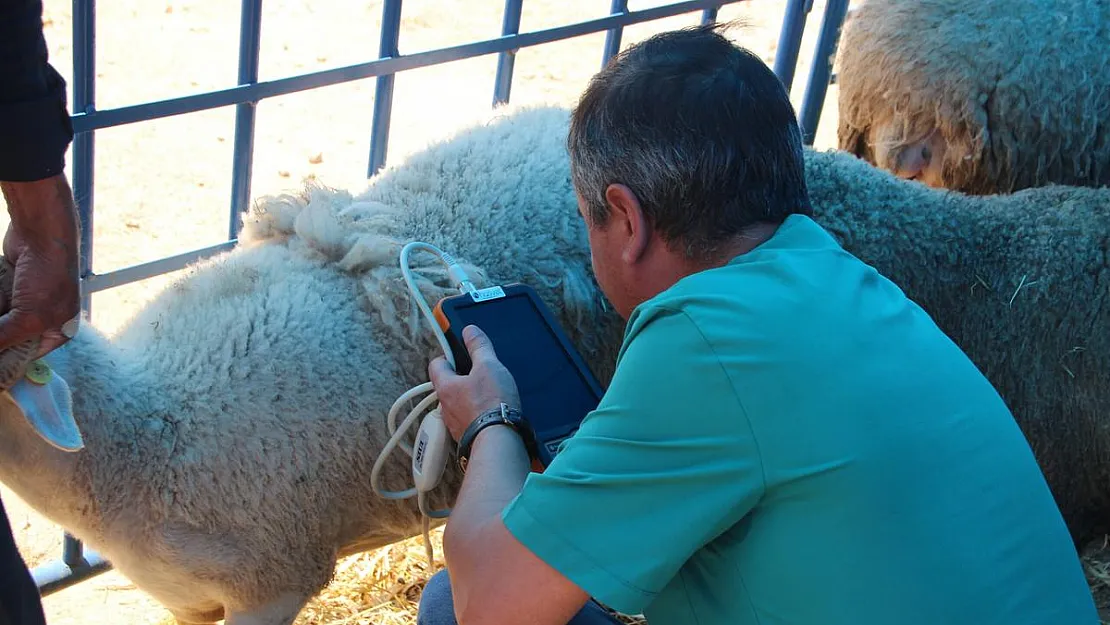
469;286;506;302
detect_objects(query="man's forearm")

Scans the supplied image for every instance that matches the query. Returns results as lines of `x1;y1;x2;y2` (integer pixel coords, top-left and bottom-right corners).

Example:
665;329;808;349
444;424;531;549
442;425;533;615
1;176;80;253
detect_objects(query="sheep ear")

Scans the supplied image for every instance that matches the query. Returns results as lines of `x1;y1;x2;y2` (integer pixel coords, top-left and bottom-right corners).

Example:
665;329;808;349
5;370;84;452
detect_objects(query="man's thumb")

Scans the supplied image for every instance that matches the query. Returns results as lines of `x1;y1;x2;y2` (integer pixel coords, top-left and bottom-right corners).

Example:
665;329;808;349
462;325;496;360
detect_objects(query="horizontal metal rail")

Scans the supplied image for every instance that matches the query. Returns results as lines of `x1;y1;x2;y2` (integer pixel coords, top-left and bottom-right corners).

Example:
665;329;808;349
31;546;111;596
69;0;747;135
70;0;751;297
81;240;238;293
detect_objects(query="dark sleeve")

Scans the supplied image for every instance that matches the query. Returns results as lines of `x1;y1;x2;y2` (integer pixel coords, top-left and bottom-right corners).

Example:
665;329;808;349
0;0;74;183
0;499;46;625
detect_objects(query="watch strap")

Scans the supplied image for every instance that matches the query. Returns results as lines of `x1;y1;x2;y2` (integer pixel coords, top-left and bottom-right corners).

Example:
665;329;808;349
457;403;535;471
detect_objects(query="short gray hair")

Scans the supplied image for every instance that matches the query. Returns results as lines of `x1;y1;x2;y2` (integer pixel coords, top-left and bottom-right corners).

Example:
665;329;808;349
567;23;811;260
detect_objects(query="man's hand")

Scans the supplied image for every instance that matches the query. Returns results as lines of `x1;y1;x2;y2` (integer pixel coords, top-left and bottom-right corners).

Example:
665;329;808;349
0;175;81;358
427;324;592;625
428;324;521;441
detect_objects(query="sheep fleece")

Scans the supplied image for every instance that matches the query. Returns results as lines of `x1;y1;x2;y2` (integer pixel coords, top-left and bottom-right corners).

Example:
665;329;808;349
836;0;1110;194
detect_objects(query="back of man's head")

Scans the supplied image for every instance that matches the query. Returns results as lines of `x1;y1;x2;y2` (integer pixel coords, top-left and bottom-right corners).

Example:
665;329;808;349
567;22;812;261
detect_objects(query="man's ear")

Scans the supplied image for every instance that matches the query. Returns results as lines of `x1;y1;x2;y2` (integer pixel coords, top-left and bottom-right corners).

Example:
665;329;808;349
603;183;650;264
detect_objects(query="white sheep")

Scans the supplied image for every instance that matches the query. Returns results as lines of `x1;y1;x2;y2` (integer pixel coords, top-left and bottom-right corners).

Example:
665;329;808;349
834;0;1110;195
1;104;1106;625
0;105;620;625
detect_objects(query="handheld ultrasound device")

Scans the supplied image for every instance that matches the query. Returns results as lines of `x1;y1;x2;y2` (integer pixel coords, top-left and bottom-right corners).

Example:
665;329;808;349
433;282;605;467
369;241;606;567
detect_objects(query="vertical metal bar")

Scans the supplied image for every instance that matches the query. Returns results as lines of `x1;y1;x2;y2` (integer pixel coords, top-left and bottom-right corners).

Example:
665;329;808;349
63;534;85;567
72;0;96;317
62;0;97;577
701;4;720;24
798;0;849;145
368;0;404;176
62;0;96;578
492;0;525;106
772;0;811;93
228;0;264;239
601;0;628;67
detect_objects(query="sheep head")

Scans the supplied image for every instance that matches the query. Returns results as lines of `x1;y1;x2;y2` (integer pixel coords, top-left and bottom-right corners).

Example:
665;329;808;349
833;0;1014;195
845;123;955;189
834;0;1110;197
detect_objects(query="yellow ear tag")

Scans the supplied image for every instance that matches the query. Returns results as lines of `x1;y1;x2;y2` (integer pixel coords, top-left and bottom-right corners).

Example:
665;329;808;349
25;360;53;385
7;359;84;452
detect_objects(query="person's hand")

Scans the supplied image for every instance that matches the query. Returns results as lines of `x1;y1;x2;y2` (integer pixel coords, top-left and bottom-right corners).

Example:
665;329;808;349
0;176;81;358
428;325;521;442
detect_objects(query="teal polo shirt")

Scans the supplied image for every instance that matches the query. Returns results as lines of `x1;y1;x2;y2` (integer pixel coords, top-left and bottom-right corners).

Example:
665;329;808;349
500;214;1097;624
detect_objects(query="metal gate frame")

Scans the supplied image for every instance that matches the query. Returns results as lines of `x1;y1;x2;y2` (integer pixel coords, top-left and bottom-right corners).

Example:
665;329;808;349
28;0;850;596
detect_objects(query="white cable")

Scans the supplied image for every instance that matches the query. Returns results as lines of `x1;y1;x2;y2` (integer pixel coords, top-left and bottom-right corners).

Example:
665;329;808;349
398;241;477;369
370;240;476;569
370;385;440;499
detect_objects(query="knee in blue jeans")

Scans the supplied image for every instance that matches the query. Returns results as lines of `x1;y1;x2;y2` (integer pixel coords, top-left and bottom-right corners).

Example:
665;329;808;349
416;568;623;625
417;569;457;625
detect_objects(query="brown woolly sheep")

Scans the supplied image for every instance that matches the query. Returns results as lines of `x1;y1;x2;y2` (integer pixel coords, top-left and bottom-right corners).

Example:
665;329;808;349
835;0;1110;195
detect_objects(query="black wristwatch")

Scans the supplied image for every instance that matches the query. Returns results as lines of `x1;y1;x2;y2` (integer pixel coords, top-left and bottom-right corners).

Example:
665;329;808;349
456;403;538;471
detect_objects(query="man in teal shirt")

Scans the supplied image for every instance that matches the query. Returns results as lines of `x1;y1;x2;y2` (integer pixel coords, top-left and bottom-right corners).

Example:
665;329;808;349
419;23;1099;625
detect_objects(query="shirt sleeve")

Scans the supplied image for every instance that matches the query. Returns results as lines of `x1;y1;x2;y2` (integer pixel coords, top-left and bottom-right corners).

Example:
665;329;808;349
500;304;766;615
0;0;74;182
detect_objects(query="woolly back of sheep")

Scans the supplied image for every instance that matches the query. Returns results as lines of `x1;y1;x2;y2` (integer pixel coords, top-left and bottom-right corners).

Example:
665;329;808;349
835;0;1110;195
238;104;626;388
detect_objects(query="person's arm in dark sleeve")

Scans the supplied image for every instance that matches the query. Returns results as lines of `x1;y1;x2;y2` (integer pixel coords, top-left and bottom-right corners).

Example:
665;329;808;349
0;0;74;182
0;11;78;625
0;0;81;358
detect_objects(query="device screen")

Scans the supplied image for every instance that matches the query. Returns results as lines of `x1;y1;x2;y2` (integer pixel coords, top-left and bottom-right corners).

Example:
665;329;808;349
445;290;602;460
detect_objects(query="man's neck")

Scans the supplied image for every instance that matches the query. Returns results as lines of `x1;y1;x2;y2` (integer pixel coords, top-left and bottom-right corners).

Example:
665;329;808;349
680;220;782;274
626;220;783;316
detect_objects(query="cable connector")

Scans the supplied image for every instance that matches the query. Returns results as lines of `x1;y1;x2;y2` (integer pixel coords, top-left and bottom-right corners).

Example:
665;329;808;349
447;262;477;296
430;248;477;296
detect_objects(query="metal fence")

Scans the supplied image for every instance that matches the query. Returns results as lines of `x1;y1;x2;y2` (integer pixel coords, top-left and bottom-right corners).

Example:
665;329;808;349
28;0;850;596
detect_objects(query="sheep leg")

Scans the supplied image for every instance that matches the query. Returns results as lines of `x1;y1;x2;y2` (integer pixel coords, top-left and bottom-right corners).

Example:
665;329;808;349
174;618;220;625
223;592;311;625
167;604;225;624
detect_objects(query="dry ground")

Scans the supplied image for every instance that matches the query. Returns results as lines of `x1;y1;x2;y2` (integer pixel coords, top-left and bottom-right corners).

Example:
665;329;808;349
2;0;1107;623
